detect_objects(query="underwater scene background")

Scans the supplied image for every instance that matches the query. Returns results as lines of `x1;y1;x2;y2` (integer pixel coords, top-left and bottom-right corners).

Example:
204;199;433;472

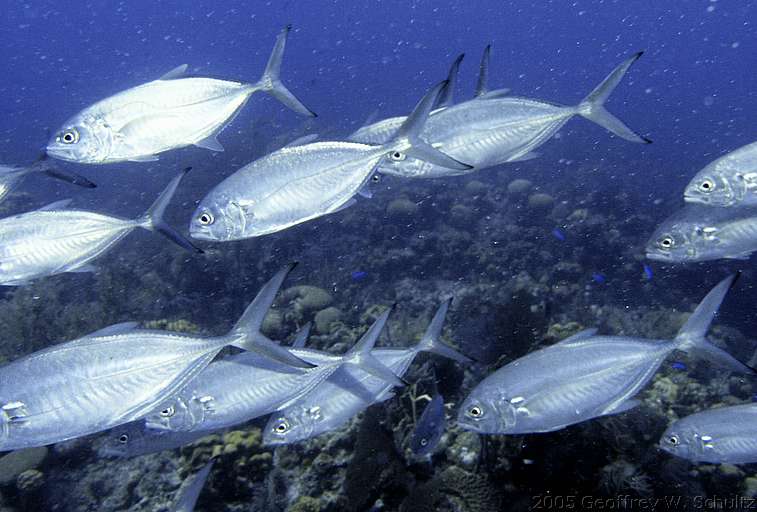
1;0;757;510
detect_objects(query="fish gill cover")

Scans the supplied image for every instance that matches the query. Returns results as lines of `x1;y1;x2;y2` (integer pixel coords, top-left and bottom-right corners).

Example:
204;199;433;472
0;1;756;511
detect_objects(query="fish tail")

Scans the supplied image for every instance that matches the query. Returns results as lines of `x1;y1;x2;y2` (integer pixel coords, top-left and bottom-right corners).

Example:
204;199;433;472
416;298;473;364
252;25;316;117
386;81;472;171
341;305;406;387
576;51;651;144
226;263;314;369
674;273;754;374
137;167;202;253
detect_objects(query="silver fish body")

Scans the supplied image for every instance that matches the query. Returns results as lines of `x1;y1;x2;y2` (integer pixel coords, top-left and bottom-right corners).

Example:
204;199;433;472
684;141;757;207
46;26;314;164
646;205;757;263
143;350;336;433
263;348;415;445
457;276;749;435
359;52;648;179
0;169;196;286
457;332;672;434
0;329;231;451
660;404;757;464
409;393;446;457
191;142;385;241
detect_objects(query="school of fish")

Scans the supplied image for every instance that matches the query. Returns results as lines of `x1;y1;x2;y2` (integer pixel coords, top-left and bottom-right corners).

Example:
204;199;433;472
2;24;757;508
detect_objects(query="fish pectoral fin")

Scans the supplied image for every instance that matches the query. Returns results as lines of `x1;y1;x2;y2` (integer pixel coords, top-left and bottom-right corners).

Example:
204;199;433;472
508;151;540;163
158;64;188;80
725;253;752;261
194;134;225;152
598;398;641;417
68;263;98;274
327;198;357;215
128;155;160;162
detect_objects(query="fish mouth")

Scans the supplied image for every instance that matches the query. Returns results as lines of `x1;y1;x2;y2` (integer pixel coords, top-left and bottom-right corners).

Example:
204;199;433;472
188;228;216;241
45;146;76;162
682;193;705;204
645;252;672;262
96;446;125;458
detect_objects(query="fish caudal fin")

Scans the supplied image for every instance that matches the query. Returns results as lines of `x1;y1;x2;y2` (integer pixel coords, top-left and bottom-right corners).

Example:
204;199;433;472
389;81;472;171
342;305;406;387
228;263;314;369
416;298;472;363
255;25;317;117
674;273;754;374
138;167;202;253
172;459;214;511
576;51;651;144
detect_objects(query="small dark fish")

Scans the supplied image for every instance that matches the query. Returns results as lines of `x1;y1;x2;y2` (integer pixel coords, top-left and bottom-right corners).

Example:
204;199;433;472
551;228;566;241
642;264;653;281
409;394;445;457
591;272;606;284
351;270;368;282
671;361;687;371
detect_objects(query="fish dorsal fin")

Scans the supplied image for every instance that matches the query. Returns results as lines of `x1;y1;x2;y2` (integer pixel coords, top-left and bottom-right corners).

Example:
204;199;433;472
159;64;188;81
475;44;491;98
84;322;141;338
478;88;511;100
557;328;599;345
437;53;465;108
37;199;72;211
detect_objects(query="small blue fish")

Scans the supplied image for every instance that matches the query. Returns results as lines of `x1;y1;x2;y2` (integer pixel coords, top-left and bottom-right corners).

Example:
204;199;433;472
551;228;566;242
591;273;606;284
643;264;653;281
671;361;687;371
410;394;446;457
351;270;368;282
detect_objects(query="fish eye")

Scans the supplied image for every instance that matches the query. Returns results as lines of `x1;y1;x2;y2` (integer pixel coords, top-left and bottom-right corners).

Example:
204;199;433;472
699;179;715;192
371;174;380;183
389;151;406;162
60;129;80;145
198;211;214;226
468;405;484;418
420;438;428;446
118;434;129;444
668;435;679;446
160;406;175;417
658;236;675;250
274;420;290;434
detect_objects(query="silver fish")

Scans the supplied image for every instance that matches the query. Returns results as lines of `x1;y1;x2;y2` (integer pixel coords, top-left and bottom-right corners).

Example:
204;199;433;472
263;299;471;445
0;156;96;204
0;168;198;286
646;205;757;263
46;25;314;164
409;392;446;457
660;403;757;464
144;310;404;434
457;275;751;435
0;265;310;451
189;80;471;241
684;141;757;207
171;460;214;512
360;52;649;179
98;420;213;459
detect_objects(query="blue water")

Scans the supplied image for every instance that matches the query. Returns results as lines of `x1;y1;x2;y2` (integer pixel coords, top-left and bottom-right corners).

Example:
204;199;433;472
1;1;757;510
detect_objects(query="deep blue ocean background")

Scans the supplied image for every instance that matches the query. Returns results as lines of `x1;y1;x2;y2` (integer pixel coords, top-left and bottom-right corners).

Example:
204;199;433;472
2;1;757;510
